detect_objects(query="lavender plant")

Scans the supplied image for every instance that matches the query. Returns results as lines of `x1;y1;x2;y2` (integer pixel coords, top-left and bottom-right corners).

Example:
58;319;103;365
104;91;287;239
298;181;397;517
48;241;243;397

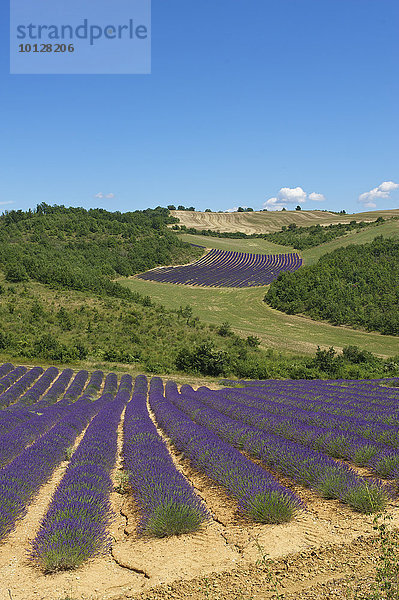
122;375;209;537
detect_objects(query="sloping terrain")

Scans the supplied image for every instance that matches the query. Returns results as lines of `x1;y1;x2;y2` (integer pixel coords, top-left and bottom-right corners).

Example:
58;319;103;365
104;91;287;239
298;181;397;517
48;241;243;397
137;249;302;288
172;209;399;234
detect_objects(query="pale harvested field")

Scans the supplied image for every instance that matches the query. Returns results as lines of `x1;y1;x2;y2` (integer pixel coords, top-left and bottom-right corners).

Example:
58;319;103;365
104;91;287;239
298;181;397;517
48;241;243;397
171;209;399;234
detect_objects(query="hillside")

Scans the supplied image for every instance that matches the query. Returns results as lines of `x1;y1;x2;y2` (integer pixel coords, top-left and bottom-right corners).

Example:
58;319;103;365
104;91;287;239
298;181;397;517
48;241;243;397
178;218;399;266
171;208;399;234
0;204;199;299
265;237;399;335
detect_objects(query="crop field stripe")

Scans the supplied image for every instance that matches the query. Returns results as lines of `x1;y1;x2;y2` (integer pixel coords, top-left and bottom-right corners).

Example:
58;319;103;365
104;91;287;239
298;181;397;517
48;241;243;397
8;367;59;409
167;384;390;514
150;378;303;524
0;386;110;542
122;375;209;537
0;366;45;409
61;370;89;404
0;363;14;379
219;383;399;448
30;368;74;410
0;373;111;468
29;375;131;571
137;249;302;288
0;366;29;405
180;386;399;479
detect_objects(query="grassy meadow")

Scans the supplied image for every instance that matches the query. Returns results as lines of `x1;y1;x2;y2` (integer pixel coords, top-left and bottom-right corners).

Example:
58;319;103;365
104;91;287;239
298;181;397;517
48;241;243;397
121;276;399;357
178;218;399;266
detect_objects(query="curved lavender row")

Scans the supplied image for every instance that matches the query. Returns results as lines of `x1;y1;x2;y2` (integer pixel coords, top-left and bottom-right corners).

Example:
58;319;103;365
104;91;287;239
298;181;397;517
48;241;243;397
219;388;399;447
122;375;209;537
0;402;73;469
183;386;398;474
31;369;74;410
0;391;109;541
167;384;390;514
0;370;78;440
102;372;118;396
29;383;128;571
0;370;104;467
0;366;27;397
227;381;399;417
150;378;302;524
0;363;14;378
0;366;43;409
138;249;302;288
80;370;104;398
10;367;59;408
59;370;89;404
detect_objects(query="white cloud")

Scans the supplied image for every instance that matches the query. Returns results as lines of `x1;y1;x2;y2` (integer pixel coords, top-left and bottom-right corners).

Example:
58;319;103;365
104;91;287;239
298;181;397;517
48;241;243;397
309;192;325;202
358;181;399;207
0;201;14;206
94;192;115;199
263;197;286;211
263;186;325;211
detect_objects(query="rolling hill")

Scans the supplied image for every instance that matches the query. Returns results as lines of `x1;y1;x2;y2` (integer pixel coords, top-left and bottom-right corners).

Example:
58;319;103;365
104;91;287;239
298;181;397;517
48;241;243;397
171;208;399;234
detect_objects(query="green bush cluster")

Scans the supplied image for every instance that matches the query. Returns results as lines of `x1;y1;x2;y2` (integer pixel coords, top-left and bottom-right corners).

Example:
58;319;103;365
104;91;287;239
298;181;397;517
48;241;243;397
265;237;399;335
174;217;389;248
0;204;200;299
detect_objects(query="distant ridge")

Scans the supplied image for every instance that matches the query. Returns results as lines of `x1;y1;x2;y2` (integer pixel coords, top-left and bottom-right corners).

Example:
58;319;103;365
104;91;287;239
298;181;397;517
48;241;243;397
171;209;399;234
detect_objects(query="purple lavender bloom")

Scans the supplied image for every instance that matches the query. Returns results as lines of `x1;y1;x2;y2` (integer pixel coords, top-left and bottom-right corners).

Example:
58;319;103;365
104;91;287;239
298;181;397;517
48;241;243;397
138;249;302;288
122;375;209;537
151;378;303;524
29;377;128;571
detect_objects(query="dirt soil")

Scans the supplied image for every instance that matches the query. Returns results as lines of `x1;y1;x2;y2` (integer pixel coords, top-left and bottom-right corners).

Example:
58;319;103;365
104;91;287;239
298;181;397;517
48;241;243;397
1;397;398;600
1;452;399;600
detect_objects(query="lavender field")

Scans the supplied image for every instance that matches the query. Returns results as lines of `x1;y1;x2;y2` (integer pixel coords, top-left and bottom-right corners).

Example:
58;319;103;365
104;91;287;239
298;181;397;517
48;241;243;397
137;248;302;287
0;362;397;574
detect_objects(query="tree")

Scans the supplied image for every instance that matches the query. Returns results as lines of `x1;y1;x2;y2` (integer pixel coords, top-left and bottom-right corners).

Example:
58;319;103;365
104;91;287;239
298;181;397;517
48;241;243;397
295;205;302;211
167;205;176;210
177;205;185;210
204;208;212;212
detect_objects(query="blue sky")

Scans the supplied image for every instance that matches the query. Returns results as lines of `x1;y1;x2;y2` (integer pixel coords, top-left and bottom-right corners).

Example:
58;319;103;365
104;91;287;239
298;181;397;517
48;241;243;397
1;0;398;214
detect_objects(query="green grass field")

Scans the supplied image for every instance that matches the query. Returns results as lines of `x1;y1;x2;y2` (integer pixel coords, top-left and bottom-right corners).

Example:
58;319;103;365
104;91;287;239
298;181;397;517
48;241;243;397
121;277;399;358
301;219;399;265
178;233;295;255
179;218;399;266
121;220;399;359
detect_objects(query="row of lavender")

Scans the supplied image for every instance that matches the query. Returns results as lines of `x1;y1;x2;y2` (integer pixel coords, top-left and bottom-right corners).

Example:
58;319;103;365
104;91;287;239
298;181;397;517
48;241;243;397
0;365;396;574
187;380;399;480
138;248;302;287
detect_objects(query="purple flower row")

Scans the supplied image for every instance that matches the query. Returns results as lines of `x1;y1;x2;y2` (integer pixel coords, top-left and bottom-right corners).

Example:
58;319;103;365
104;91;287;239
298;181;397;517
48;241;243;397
0;363;14;379
219;387;399;447
10;367;59;408
0;366;43;409
30;368;74;410
150;378;303;524
0;370;86;440
138;249;302;288
29;377;130;571
183;386;399;476
0;365;27;398
0;390;109;541
167;384;390;514
59;370;89;404
122;375;209;537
